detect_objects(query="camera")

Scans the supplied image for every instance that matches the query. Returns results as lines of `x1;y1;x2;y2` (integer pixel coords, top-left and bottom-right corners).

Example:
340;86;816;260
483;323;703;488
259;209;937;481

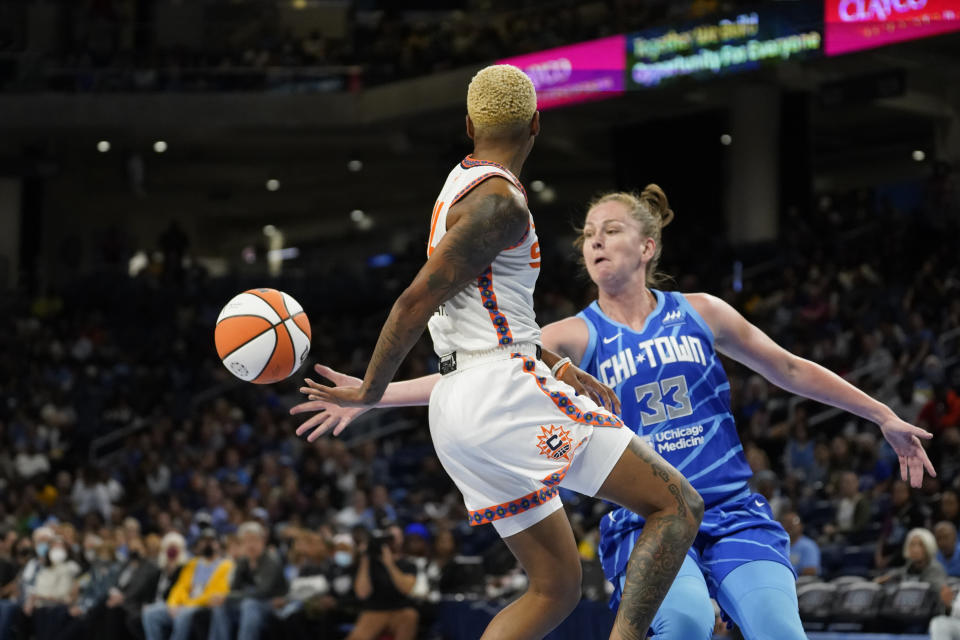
367;529;393;556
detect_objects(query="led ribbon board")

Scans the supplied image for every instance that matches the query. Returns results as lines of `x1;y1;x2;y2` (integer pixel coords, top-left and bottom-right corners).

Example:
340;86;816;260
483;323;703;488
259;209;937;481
497;35;627;110
627;5;824;89
825;0;960;56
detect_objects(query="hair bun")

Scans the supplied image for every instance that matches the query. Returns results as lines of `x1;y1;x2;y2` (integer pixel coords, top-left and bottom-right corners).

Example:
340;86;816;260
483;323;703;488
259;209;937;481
640;184;674;228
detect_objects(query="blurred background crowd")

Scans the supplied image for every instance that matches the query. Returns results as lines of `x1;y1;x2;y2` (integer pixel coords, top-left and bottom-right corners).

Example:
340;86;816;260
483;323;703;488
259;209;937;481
0;0;753;92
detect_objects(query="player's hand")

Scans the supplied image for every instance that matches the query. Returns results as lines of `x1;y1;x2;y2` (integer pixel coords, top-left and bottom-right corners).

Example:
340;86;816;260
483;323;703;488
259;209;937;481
559;365;621;415
878;415;935;488
291;365;374;441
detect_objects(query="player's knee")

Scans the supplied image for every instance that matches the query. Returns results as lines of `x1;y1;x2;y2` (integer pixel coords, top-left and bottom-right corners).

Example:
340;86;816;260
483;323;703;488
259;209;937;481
655;598;714;640
531;566;581;614
739;601;805;640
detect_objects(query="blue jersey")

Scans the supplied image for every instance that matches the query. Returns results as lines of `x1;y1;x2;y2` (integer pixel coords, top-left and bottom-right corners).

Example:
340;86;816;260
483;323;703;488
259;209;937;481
578;290;755;582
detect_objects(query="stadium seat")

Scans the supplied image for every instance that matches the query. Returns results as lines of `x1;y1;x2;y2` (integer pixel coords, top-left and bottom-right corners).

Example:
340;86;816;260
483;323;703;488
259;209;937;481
882;580;940;634
828;580;884;632
831;575;867;588
797;582;837;631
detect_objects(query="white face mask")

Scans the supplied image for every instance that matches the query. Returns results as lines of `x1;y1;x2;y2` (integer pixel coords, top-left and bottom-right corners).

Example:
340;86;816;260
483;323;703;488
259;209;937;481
49;548;68;565
85;549;97;563
333;551;353;567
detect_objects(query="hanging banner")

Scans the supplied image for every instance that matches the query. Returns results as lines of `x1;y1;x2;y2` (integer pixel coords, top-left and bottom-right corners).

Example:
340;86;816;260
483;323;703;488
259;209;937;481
497;35;627;110
627;5;823;89
824;0;960;56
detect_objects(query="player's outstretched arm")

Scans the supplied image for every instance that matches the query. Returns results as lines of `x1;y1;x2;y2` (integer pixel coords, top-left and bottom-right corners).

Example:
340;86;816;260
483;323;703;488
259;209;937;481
291;365;441;440
687;292;935;487
306;179;529;413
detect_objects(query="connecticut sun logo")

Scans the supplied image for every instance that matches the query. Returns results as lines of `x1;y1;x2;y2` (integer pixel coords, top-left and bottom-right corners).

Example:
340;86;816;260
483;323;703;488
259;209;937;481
536;425;574;461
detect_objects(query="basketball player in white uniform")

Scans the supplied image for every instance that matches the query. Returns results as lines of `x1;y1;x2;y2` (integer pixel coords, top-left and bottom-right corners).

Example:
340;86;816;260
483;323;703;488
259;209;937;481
294;65;703;640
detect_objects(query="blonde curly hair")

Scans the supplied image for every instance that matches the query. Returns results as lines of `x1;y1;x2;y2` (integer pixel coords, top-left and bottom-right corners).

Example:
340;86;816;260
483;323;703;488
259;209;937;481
467;64;537;134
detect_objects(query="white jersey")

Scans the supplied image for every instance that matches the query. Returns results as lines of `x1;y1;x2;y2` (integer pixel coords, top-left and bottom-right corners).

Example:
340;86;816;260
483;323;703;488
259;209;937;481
426;156;541;356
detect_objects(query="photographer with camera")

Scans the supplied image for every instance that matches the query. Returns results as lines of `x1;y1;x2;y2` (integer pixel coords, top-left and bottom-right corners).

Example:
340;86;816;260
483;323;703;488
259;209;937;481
348;524;418;640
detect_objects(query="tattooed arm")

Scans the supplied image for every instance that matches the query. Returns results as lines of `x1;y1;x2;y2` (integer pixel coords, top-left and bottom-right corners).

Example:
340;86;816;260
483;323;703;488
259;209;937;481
318;178;529;407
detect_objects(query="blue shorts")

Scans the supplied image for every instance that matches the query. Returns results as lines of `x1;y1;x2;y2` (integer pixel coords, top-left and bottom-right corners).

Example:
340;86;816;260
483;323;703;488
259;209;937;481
605;491;796;607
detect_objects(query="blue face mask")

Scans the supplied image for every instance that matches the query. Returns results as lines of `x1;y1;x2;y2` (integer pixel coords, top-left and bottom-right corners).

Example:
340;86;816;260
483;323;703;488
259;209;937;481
35;543;49;558
334;551;353;568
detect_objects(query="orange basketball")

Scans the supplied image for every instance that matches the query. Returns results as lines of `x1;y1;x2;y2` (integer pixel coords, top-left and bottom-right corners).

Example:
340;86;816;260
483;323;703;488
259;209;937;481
215;288;312;384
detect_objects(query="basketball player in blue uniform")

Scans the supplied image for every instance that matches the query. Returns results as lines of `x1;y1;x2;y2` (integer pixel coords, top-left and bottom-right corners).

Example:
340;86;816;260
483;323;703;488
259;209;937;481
294;185;934;639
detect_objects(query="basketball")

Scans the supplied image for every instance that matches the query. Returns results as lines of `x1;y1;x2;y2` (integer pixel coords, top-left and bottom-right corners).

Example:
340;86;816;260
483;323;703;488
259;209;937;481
215;288;312;384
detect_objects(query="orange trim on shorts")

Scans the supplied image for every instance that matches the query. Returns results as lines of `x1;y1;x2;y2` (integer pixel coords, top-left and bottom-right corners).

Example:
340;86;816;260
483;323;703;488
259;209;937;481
478;266;514;346
512;355;625;428
469;486;559;526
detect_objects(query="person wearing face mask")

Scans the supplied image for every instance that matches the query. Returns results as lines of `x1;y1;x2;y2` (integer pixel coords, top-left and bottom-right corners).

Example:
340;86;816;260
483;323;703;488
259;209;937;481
25;537;82;640
154;532;188;605
141;528;233;640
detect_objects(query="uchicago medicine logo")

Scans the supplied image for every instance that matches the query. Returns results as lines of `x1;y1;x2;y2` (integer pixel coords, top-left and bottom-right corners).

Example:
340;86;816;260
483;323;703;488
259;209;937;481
825;0;960;55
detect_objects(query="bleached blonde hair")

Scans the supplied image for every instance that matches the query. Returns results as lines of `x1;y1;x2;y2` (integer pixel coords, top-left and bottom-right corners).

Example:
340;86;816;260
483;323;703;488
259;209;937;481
467;64;537;134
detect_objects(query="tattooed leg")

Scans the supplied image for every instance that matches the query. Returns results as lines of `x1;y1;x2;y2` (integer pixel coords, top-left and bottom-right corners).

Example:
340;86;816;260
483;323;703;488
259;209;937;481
595;437;704;640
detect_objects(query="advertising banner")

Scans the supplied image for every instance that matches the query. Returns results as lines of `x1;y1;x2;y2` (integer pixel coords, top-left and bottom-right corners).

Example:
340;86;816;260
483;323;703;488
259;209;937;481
627;5;823;89
497;35;626;110
824;0;960;56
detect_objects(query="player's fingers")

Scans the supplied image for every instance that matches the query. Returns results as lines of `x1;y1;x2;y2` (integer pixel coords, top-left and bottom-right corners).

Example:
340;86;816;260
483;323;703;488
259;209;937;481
596;382;616;412
333;419;352;437
290;400;322;416
581;381;602;406
307;414;335;442
908;457;924;488
911;426;933;440
314;364;353;385
921;446;937;477
295;411;326;435
314;364;338;379
308;386;339;403
610;390;622;415
898;456;907;484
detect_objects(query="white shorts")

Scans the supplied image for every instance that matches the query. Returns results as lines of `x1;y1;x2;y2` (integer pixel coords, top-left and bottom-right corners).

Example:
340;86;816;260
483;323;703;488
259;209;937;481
428;349;634;538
